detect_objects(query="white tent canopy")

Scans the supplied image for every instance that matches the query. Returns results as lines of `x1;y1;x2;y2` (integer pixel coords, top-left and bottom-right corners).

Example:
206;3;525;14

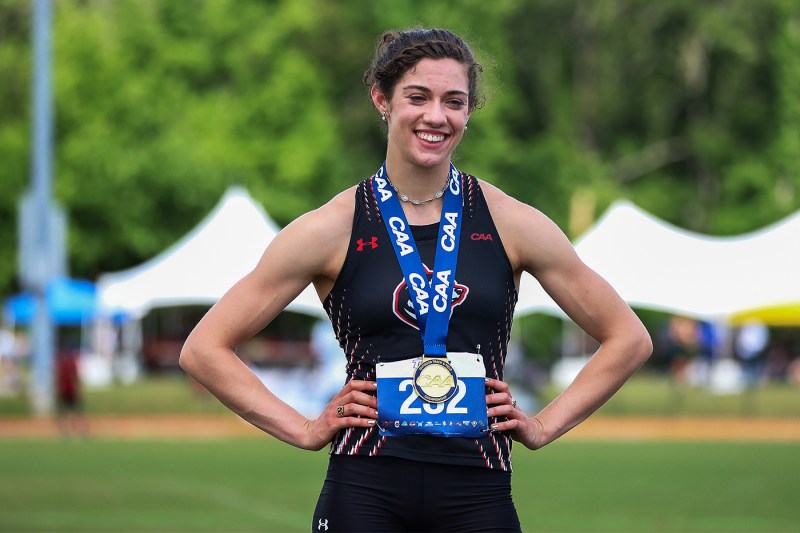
100;190;800;325
97;187;327;319
516;200;800;322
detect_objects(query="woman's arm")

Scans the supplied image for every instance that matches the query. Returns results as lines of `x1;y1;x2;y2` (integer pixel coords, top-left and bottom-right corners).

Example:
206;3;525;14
179;190;378;450
483;184;653;449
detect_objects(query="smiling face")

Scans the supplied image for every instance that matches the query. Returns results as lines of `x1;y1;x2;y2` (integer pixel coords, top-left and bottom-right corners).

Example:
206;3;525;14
371;57;471;175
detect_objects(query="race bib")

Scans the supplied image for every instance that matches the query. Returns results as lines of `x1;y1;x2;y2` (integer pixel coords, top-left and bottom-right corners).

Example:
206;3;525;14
376;352;488;438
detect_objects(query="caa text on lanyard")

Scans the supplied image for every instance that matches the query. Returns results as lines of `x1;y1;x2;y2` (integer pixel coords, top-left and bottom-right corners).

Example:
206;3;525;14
372;163;488;438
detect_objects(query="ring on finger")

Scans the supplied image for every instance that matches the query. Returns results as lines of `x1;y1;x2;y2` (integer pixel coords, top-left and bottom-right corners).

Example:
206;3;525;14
511;399;517;409
336;405;345;417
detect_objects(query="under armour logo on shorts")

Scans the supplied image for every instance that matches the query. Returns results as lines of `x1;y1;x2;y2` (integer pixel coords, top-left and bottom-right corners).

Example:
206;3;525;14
317;518;329;531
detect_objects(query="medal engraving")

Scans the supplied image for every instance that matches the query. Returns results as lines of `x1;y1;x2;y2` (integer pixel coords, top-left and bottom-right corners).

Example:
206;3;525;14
413;358;458;404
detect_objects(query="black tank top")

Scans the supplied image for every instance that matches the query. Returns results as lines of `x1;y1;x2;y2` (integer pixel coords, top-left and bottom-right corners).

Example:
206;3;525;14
323;171;518;471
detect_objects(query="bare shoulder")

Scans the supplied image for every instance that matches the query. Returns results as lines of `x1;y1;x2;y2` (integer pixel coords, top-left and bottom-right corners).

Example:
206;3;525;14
479;179;540;221
478;179;574;274
287;185;356;241
266;185;356;289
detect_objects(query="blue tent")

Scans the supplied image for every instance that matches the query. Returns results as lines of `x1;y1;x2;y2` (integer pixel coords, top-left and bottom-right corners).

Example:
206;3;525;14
2;277;97;326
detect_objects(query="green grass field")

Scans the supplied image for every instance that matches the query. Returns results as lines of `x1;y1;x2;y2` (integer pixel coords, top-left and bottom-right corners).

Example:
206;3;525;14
1;438;798;532
1;375;798;531
2;373;799;418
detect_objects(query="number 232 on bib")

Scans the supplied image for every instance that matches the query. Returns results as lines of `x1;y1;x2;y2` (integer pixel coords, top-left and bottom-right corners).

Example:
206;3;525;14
376;352;488;438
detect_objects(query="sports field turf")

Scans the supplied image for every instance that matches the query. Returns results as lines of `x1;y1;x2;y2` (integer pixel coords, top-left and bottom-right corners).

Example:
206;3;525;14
1;438;797;532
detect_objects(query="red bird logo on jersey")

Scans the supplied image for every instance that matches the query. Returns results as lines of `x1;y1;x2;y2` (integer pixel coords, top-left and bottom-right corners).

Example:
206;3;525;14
391;264;469;330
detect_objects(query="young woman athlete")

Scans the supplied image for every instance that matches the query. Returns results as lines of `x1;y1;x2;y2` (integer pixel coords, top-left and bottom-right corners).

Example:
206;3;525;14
180;28;653;532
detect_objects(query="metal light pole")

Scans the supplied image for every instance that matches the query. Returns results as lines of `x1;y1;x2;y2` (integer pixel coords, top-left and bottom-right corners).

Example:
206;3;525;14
22;0;66;415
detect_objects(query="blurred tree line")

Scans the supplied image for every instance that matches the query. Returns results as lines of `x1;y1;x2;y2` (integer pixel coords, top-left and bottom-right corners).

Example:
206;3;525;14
1;1;799;347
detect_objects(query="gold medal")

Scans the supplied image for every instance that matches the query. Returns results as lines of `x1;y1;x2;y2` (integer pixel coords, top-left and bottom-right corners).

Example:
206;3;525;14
412;357;458;404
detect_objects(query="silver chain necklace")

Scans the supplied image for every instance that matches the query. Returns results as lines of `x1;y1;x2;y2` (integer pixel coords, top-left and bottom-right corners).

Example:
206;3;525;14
386;177;449;206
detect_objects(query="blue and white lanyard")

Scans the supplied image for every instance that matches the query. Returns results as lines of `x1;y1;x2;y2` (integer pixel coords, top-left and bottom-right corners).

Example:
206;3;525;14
371;162;464;357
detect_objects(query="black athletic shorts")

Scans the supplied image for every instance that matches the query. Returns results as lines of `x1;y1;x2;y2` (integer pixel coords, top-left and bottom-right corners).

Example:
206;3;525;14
312;455;521;532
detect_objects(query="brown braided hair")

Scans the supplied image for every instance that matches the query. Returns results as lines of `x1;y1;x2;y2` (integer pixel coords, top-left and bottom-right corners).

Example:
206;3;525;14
363;28;484;112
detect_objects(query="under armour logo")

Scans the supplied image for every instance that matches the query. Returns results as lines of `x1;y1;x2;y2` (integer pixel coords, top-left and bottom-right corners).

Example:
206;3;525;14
317;518;329;531
356;236;378;251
